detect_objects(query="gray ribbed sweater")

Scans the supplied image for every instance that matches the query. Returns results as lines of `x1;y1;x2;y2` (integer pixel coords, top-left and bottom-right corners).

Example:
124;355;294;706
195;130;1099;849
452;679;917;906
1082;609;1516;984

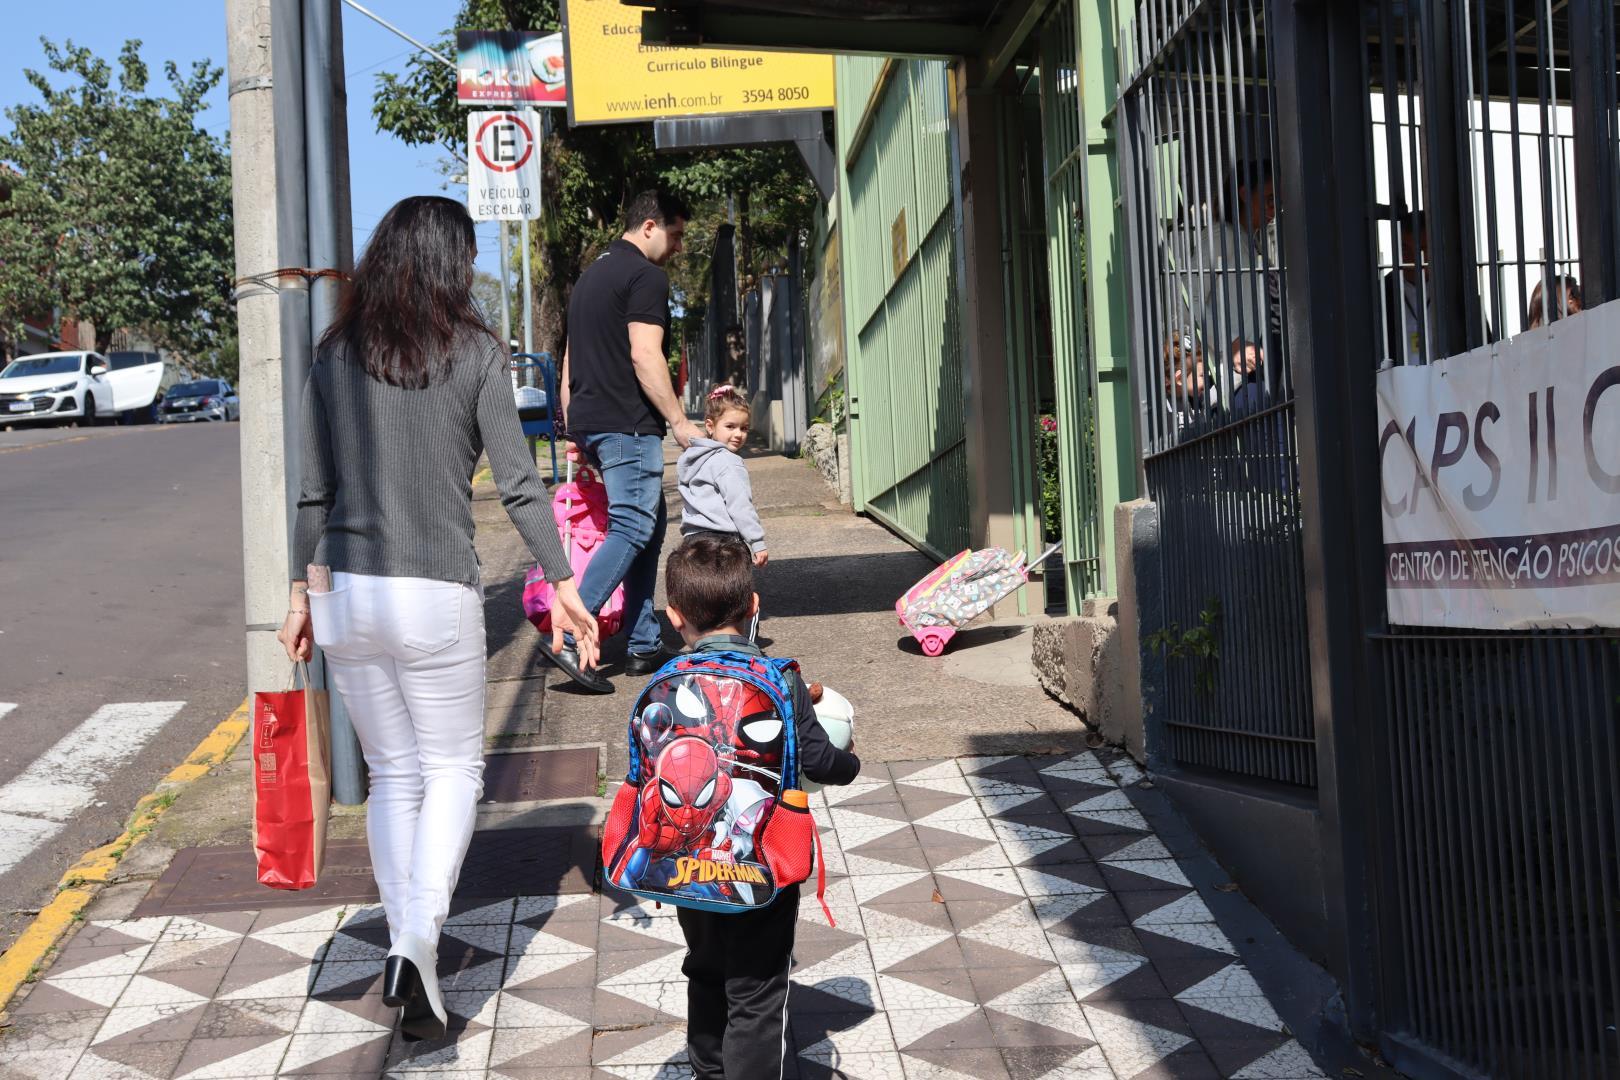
291;332;572;586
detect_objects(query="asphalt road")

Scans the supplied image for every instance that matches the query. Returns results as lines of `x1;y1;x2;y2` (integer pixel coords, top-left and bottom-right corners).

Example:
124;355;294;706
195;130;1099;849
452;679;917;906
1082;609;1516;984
0;421;245;953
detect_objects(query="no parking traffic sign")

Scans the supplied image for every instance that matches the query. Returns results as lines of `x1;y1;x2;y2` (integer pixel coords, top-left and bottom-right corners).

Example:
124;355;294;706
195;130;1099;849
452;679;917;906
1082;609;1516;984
466;109;542;221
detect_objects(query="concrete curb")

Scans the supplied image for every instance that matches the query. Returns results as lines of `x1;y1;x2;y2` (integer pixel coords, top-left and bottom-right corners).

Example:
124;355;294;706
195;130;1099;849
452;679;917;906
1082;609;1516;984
0;697;251;1014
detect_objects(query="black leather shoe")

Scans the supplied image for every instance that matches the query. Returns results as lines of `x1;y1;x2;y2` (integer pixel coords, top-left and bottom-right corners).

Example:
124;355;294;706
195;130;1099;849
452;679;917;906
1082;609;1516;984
537;638;614;694
625;647;675;677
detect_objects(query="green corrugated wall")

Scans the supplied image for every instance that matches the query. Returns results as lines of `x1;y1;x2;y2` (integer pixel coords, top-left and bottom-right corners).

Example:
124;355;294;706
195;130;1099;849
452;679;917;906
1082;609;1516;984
834;58;969;560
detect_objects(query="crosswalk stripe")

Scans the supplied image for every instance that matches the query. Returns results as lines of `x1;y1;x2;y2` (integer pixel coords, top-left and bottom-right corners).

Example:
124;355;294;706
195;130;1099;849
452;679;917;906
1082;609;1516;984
0;704;15;723
0;701;184;878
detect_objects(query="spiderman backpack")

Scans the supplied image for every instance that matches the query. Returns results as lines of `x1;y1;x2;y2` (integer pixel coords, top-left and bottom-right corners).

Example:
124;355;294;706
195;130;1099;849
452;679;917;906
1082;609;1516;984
600;650;832;922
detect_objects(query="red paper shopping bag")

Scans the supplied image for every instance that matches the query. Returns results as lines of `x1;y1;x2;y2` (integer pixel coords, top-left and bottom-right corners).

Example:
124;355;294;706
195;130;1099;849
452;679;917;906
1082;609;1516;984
252;663;332;890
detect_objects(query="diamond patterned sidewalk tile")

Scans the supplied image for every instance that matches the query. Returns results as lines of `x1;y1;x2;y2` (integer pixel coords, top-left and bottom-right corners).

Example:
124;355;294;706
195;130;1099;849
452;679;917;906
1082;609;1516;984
171;1032;294;1078
1229;1039;1330;1079
4;1016;104;1055
876;970;975;1011
794;1010;900;1056
1;1047;88;1080
1098;859;1195;893
983;1001;1094;1049
0;755;1337;1080
386;1027;495;1073
70;1041;189;1079
861;901;954;936
889;760;964;782
798;1050;906;1079
888;1005;994;1051
978;791;1066;819
823;777;897;806
279;1030;390;1075
91;999;209;1048
915;814;1000;844
1175;965;1289;1036
1081;1003;1194;1078
902;1047;1012;1080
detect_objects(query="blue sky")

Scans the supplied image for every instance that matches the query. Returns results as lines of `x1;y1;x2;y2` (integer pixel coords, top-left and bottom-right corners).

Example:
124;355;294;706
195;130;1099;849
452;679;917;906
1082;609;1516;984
1;0;505;282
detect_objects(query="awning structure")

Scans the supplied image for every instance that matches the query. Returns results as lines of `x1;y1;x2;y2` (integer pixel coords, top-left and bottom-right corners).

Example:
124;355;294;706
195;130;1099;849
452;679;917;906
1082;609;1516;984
624;0;1056;82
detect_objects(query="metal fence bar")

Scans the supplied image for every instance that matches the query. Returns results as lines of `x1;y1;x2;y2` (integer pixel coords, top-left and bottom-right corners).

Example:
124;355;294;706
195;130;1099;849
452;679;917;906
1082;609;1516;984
1122;0;1315;788
1377;631;1620;1076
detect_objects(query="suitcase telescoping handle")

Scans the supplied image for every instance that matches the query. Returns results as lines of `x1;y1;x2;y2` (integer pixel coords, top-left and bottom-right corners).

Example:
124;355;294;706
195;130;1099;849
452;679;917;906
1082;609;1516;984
1025;542;1063;570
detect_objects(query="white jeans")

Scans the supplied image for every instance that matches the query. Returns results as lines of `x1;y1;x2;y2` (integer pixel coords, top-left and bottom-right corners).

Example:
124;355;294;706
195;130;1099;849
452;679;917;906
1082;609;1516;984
309;572;486;945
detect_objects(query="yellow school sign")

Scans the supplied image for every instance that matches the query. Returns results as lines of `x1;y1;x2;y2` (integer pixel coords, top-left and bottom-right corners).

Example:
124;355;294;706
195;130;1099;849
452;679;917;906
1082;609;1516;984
562;0;834;125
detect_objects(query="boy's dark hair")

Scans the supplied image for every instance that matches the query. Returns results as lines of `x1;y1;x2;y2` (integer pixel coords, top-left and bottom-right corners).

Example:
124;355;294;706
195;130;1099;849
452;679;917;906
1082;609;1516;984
667;535;754;634
624;188;690;233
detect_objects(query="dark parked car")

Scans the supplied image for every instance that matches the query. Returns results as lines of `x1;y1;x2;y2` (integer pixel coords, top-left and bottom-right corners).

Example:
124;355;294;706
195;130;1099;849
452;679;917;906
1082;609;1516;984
158;379;240;423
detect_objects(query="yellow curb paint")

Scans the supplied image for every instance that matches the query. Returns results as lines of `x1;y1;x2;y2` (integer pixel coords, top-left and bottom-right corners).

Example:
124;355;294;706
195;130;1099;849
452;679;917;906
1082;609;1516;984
0;697;252;1013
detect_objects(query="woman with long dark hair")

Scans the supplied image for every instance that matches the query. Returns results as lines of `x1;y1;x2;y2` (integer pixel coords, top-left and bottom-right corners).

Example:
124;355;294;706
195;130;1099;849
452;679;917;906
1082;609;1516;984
276;196;598;1040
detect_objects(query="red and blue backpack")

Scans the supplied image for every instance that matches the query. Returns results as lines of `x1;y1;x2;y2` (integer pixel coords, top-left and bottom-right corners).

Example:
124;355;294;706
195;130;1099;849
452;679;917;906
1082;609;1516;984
600;650;832;921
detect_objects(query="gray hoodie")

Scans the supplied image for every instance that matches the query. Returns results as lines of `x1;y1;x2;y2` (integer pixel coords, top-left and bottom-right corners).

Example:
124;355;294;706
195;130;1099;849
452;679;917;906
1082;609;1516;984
677;438;766;553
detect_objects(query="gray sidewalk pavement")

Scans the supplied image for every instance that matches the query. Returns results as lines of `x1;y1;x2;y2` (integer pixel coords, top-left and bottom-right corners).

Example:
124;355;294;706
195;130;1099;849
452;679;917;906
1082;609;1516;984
1;750;1329;1080
0;448;1345;1080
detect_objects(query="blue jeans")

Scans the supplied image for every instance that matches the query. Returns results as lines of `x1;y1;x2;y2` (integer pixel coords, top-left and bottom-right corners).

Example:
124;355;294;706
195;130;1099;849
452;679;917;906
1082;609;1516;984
570;432;668;657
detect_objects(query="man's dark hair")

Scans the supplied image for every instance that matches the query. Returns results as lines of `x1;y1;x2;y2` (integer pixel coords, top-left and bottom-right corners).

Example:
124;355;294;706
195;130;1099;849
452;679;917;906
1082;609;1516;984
1224;156;1273;196
666;534;754;634
623;188;690;233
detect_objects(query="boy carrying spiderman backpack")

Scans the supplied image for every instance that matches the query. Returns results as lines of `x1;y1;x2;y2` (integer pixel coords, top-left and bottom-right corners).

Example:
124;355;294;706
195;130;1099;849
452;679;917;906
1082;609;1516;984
601;534;860;1080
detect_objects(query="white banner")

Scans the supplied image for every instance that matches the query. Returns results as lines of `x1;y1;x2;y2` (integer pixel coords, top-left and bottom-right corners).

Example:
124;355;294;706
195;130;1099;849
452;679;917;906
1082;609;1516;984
1377;299;1620;629
466;109;541;221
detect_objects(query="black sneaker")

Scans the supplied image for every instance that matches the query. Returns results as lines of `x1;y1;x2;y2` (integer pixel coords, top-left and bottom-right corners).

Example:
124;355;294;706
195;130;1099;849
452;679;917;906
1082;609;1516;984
625;647;675;677
536;639;614;694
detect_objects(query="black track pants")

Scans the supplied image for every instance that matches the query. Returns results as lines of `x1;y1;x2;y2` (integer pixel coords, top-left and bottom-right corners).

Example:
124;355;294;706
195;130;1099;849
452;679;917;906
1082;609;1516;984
677;885;800;1080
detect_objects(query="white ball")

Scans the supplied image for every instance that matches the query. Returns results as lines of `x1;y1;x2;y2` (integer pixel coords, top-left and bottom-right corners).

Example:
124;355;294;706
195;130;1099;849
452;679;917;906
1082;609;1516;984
801;686;854;794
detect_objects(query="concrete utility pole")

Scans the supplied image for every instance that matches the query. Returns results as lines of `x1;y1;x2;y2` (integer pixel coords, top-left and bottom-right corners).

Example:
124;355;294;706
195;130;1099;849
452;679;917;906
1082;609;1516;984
227;0;293;697
227;0;365;805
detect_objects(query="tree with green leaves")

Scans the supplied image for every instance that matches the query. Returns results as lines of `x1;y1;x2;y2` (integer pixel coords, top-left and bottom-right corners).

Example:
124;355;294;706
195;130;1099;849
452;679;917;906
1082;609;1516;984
370;0;816;359
0;39;236;362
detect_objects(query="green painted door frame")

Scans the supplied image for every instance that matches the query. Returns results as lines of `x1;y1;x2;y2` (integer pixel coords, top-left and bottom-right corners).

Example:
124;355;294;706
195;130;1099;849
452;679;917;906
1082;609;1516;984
1077;0;1139;581
996;90;1046;616
1039;8;1107;603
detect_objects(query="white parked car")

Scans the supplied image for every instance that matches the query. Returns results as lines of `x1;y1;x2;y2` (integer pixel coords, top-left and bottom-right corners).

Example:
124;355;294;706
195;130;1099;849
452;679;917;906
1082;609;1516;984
0;350;164;428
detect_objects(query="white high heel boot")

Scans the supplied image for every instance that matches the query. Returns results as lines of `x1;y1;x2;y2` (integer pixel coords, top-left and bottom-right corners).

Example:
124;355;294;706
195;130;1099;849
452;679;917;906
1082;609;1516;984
383;931;447;1041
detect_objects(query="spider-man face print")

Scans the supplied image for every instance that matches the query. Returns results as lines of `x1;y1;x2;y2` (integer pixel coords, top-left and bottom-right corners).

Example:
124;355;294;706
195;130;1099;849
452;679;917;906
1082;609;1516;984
652;736;732;842
735;707;784;763
642;672;780;751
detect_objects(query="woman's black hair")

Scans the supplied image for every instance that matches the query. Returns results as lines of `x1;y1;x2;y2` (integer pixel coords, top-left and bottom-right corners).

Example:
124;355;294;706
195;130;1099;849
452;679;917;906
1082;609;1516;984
320;195;496;388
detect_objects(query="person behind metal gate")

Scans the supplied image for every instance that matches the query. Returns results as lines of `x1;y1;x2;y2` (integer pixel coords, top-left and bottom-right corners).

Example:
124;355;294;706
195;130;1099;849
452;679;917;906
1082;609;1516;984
1526;274;1582;330
1380;210;1433;368
277;195;599;1041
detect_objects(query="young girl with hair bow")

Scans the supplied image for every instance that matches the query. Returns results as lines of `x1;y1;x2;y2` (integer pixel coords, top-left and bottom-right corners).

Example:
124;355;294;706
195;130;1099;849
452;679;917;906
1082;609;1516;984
676;384;767;567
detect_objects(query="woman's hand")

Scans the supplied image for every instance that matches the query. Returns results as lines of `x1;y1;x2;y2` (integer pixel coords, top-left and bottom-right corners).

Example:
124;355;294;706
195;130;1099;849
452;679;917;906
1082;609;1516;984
550;577;600;670
278;585;313;662
753;549;769;568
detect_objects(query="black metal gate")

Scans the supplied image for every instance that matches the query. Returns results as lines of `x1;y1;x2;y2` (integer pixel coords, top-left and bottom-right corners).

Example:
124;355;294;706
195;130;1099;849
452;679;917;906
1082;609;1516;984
1117;1;1620;1076
1354;4;1620;1076
1118;0;1317;788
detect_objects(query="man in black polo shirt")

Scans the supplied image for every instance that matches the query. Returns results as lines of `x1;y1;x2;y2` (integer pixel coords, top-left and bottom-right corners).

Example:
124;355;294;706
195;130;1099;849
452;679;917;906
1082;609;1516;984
552;189;703;693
